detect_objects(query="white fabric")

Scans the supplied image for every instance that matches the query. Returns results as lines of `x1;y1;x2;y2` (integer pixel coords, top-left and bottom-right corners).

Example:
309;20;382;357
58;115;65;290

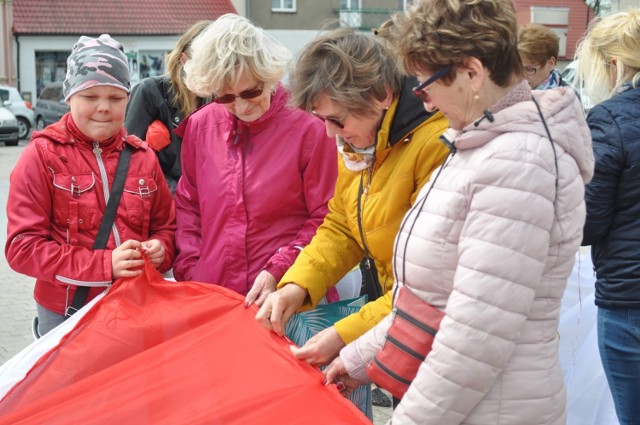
559;248;619;425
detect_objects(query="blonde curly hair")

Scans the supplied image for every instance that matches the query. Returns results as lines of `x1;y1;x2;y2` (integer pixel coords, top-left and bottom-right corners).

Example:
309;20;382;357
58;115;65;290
183;14;292;97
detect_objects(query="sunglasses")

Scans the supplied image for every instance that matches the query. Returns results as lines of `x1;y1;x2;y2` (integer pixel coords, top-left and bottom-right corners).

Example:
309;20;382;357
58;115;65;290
311;111;347;129
413;65;453;103
213;86;264;104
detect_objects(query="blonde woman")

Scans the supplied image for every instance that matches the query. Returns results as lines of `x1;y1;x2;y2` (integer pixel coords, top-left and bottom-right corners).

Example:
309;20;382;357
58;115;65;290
577;10;640;425
173;15;337;302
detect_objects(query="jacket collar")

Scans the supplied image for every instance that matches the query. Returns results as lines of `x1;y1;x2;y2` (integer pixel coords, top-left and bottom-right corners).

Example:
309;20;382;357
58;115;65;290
387;76;435;147
231;83;288;132
372;77;437;166
34;113;140;151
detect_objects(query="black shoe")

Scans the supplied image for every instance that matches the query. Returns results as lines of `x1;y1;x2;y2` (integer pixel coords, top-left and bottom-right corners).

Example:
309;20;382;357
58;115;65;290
371;387;391;407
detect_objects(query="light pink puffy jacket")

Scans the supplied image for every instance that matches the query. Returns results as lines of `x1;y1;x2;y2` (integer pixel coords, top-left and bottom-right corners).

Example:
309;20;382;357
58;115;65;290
341;82;594;425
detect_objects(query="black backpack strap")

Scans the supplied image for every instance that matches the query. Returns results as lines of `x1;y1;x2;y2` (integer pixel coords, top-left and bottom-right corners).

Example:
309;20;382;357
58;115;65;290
65;145;132;318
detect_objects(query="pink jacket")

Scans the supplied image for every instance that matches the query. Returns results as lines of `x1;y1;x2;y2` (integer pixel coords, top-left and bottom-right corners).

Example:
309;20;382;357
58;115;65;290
173;85;337;294
5;114;176;315
341;83;594;425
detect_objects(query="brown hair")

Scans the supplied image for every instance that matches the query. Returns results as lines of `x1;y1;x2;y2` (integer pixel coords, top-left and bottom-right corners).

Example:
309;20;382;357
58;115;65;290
392;0;522;87
518;23;560;66
288;26;403;118
166;20;212;117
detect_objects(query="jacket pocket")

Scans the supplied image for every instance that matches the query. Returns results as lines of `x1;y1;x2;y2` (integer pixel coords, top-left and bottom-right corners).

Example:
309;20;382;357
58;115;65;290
51;171;100;244
122;174;158;237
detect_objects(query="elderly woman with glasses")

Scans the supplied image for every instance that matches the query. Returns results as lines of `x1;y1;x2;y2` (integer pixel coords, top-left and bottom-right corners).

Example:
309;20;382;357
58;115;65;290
256;26;449;366
172;14;337;301
322;1;595;424
518;23;568;90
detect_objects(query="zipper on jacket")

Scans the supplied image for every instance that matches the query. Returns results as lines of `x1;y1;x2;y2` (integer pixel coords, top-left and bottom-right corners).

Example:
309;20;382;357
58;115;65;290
362;167;373;271
93;141;122;247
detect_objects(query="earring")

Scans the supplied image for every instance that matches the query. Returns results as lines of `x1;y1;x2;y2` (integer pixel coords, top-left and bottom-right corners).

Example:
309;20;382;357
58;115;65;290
473;93;480;101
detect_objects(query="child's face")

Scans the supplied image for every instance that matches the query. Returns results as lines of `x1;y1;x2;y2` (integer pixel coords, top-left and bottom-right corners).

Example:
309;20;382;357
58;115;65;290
67;86;128;142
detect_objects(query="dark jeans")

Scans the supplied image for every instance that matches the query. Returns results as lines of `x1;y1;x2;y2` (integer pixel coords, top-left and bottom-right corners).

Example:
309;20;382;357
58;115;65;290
598;306;640;425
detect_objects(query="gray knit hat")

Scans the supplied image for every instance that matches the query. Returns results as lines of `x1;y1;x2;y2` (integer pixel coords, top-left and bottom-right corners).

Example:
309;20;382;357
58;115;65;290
63;34;130;101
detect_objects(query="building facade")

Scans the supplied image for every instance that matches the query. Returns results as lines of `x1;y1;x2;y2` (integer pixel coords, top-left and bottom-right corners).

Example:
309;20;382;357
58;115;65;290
6;0;236;103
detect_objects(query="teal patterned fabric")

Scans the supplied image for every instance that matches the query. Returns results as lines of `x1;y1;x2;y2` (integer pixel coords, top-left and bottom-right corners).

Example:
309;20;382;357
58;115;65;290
286;296;372;419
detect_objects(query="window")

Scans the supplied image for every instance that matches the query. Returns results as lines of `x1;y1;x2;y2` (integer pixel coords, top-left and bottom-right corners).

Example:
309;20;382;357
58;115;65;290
35;51;70;97
340;0;361;9
398;0;415;10
0;89;9;103
272;0;296;12
339;0;362;27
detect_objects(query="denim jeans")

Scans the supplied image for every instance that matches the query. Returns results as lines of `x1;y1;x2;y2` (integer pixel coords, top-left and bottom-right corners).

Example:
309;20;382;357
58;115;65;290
598;306;640;425
36;302;66;336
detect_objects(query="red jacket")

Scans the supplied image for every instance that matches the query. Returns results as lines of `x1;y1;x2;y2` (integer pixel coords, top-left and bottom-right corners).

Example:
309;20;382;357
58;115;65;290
5;114;176;315
173;85;337;294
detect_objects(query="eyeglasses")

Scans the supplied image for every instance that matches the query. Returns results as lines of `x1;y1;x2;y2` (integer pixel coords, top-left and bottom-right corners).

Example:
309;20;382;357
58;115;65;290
311;111;347;129
213;86;264;104
413;65;453;103
523;65;539;76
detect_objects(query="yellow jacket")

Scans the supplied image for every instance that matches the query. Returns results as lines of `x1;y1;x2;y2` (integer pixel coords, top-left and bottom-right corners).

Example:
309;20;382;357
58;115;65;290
279;82;450;343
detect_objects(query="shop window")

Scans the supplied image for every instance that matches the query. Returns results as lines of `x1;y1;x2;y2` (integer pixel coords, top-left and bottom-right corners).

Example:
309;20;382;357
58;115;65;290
35;51;70;97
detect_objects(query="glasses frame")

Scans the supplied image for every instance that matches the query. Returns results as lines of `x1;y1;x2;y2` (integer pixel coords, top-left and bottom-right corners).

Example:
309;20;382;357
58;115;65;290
413;65;453;103
311;110;347;129
212;85;264;104
523;65;539;76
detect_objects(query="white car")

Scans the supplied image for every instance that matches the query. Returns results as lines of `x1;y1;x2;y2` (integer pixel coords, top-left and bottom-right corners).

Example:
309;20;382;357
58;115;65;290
0;106;19;146
560;61;593;112
0;85;36;140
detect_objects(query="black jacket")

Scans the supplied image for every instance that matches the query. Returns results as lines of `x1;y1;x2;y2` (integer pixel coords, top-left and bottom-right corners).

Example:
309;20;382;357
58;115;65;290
125;76;205;192
582;84;640;307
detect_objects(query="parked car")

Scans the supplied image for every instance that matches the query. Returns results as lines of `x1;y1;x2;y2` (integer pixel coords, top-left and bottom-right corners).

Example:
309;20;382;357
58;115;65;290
34;82;69;131
0;106;20;146
560;60;593;112
0;85;36;139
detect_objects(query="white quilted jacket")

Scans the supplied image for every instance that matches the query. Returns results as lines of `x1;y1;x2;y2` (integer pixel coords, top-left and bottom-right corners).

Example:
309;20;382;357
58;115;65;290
340;81;594;425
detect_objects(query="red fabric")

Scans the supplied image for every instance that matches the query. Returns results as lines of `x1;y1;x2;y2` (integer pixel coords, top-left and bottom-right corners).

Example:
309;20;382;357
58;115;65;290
145;119;171;151
5;113;176;315
0;260;370;424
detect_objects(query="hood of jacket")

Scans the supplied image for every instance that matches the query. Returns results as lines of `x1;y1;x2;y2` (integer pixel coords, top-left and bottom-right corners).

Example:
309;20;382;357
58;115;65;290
448;80;594;184
385;76;436;147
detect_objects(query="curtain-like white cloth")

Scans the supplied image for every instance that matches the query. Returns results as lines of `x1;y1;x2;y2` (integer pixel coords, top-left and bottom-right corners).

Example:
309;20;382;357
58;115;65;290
559;247;618;425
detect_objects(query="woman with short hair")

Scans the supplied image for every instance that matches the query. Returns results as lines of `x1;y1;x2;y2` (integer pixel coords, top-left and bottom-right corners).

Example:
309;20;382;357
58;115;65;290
256;26;449;366
518;23;568;89
323;1;594;423
173;14;337;302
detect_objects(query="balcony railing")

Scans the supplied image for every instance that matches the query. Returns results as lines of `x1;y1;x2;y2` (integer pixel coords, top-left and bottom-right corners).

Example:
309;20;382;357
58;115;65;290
332;8;400;31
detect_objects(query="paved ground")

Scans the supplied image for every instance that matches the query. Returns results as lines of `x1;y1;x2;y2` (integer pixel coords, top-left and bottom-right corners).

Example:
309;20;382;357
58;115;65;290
0;140;36;364
0;139;393;423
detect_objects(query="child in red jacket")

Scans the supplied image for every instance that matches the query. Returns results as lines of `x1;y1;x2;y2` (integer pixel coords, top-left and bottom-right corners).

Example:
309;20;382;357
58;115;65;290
5;34;176;336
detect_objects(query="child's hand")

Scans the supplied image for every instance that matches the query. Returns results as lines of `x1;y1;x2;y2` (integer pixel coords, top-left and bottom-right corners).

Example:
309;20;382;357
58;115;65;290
111;239;144;279
141;239;165;269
